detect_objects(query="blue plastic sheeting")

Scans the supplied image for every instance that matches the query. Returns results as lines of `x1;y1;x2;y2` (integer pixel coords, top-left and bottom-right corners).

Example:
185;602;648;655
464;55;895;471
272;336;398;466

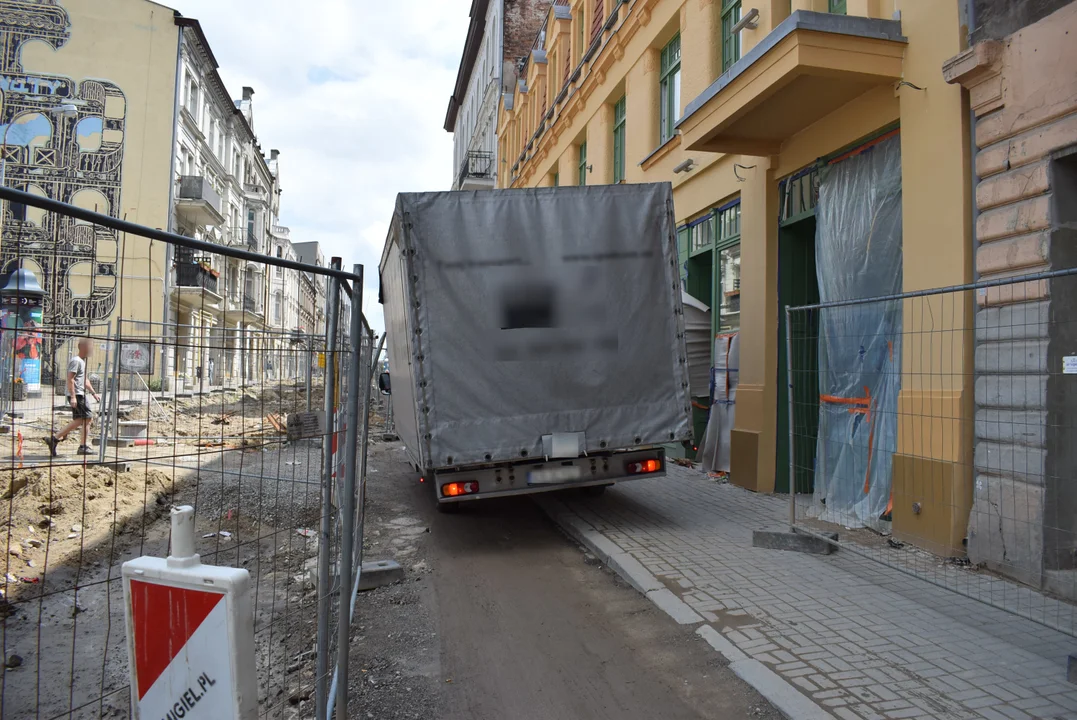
812;135;902;531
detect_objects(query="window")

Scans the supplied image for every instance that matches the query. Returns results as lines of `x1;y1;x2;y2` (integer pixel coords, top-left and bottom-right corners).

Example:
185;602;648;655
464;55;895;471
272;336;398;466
276;246;284;277
716;202;742;332
721;1;742;72
829;0;847;14
185;78;199;121
613;96;626;183
578;141;588;186
246;209;256;248
577;5;585;63
273;292;283;325
659;34;681;143
553;171;559;187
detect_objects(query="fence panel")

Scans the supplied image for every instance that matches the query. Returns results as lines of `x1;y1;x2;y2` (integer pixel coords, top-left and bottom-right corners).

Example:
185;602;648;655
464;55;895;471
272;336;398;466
787;267;1077;638
0;187;367;720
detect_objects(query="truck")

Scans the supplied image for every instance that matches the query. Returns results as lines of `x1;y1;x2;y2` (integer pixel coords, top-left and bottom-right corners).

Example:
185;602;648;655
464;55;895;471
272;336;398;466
378;183;692;509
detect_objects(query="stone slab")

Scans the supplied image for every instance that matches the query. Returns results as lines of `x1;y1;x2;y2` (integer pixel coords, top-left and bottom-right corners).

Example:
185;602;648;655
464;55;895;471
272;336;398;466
752;530;837;555
357;559;404;591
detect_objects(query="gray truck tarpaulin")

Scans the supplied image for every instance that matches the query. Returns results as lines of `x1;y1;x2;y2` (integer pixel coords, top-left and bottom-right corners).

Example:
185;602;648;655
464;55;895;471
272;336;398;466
383;184;692;470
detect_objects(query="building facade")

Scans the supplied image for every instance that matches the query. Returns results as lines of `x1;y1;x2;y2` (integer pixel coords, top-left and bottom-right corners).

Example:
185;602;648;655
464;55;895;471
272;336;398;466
0;0;308;390
446;0;554;190
497;0;1000;567
943;0;1077;597
0;0;177;385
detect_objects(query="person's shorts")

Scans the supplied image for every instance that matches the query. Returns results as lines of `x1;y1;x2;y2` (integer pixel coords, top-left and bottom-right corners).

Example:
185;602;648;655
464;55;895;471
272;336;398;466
71;395;93;420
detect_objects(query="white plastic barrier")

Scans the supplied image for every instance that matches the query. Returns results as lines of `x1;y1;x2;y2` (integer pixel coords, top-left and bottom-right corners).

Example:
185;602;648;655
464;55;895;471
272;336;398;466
122;506;256;719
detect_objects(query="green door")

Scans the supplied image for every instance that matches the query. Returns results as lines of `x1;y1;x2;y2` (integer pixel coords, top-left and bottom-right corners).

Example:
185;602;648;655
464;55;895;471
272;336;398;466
776;217;820;494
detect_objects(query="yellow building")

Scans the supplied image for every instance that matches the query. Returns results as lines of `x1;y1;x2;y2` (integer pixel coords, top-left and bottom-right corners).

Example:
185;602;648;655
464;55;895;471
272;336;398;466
499;0;978;554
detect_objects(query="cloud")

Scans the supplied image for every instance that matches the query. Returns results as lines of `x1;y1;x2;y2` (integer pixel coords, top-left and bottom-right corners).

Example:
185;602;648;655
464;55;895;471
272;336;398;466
166;0;472;334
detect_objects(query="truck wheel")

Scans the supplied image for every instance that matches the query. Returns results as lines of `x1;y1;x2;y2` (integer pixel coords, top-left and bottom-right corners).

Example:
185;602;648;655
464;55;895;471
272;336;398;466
582;484;612;498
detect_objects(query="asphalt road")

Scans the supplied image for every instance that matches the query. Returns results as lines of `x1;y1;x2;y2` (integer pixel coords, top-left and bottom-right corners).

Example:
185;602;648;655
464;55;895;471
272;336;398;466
349;442;780;720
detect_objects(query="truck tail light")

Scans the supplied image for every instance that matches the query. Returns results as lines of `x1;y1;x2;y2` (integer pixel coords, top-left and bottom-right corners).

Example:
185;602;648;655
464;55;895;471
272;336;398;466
442;481;479;497
626;458;661;475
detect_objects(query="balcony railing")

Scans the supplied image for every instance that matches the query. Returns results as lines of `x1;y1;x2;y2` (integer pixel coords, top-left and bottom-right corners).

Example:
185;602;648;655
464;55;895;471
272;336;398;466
247;231;258;251
243;294;261;313
456;151;494;189
177;176;222;213
175;261;219;294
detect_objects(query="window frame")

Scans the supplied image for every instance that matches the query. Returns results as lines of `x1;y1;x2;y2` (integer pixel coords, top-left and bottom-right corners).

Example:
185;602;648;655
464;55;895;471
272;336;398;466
578;141;588;186
613;96;626;184
829;0;847;14
721;0;742;72
659;34;682;144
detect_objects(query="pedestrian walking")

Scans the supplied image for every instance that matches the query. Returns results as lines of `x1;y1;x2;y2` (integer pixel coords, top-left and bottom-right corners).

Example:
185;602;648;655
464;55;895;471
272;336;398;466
44;338;100;457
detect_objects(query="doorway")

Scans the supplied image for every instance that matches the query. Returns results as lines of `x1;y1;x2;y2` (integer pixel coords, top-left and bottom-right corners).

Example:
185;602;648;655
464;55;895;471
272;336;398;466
776;215;819;494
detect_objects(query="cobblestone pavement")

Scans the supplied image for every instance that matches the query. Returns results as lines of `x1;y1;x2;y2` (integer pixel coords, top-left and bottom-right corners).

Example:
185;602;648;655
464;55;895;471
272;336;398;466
543;465;1077;720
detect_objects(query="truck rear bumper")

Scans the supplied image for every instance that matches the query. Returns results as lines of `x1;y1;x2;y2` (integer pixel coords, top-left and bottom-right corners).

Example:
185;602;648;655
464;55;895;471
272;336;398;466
434;448;666;503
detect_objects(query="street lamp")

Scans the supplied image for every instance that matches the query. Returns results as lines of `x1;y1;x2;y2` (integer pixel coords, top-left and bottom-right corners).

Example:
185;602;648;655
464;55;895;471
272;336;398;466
0;103;81;242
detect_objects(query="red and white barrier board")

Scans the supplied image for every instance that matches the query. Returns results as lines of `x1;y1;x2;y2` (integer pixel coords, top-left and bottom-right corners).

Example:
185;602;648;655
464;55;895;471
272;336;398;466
122;506;256;720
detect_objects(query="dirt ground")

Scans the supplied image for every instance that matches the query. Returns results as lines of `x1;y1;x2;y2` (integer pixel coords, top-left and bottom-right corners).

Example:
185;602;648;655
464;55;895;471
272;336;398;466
0;414;328;719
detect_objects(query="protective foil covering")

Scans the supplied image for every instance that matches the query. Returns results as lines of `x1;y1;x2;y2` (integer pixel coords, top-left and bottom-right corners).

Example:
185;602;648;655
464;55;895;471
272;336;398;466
388;184;692;469
813;135;903;530
681;292;712;397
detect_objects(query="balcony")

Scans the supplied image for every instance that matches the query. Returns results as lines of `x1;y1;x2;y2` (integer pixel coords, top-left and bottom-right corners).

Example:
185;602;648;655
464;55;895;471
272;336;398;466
175;176;225;227
173;260;222;310
455;150;495;191
247;231;259;251
677;11;905;156
243;294;261;313
176;261;219;293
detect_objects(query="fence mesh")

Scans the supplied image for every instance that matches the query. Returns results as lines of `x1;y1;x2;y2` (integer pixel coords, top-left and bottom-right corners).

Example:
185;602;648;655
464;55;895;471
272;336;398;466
0;189;371;719
787;268;1077;638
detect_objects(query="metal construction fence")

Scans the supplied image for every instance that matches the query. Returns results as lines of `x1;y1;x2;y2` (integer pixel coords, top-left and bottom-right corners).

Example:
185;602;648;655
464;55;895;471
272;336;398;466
785;265;1077;638
0;185;375;720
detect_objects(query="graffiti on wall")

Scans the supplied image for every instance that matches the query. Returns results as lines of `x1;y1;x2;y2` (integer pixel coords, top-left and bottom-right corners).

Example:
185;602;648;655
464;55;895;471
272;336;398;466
0;0;125;378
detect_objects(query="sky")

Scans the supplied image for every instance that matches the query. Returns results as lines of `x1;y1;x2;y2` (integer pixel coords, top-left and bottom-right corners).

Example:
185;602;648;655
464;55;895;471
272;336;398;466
167;0;474;335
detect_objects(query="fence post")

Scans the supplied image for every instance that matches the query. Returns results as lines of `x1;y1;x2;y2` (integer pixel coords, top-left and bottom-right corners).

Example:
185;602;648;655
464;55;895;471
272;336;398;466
315;258;342;720
97;320;112;463
785;306;797;531
306;336;313;412
335;265;363;720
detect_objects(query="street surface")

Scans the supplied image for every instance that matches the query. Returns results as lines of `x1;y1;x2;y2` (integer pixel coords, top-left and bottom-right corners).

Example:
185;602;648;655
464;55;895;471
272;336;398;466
349;441;781;719
543;466;1077;720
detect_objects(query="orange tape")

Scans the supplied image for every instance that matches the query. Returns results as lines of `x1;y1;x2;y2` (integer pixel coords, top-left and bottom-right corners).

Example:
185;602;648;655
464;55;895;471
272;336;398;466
820;388;877;494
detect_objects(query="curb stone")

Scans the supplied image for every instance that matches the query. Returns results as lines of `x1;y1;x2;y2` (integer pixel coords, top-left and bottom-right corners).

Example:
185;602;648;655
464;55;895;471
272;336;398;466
535;495;835;720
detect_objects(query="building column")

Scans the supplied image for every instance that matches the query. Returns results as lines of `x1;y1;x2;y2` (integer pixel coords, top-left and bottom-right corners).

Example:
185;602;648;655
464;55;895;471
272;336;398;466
730;156;780;493
681;0;718;108
586;102;615;185
624;49;659;184
891;0;974;556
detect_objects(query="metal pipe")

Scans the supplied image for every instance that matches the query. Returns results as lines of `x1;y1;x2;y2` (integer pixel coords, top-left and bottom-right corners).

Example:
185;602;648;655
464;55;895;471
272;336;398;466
334;264;363;720
315;258;342;720
0;185;361;287
327;324;376;720
785;306;796;530
789;264;1077;313
97;320;112;463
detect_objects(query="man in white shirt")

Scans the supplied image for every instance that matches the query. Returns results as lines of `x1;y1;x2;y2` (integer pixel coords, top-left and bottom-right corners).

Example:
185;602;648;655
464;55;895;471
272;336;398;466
44;338;100;457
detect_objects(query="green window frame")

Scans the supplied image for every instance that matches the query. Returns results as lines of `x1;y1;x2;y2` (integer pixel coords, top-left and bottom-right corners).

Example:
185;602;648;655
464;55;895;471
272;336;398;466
829;0;847;14
721;0;742;72
659;34;681;143
613;96;626;183
553;171;559;187
578;141;588;186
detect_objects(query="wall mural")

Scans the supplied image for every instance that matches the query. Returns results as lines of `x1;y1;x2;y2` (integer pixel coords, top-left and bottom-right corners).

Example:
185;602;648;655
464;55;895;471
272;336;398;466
0;0;125;381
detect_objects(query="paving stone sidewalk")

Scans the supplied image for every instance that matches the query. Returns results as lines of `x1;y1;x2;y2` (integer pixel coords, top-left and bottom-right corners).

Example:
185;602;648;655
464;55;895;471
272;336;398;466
544;465;1077;720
